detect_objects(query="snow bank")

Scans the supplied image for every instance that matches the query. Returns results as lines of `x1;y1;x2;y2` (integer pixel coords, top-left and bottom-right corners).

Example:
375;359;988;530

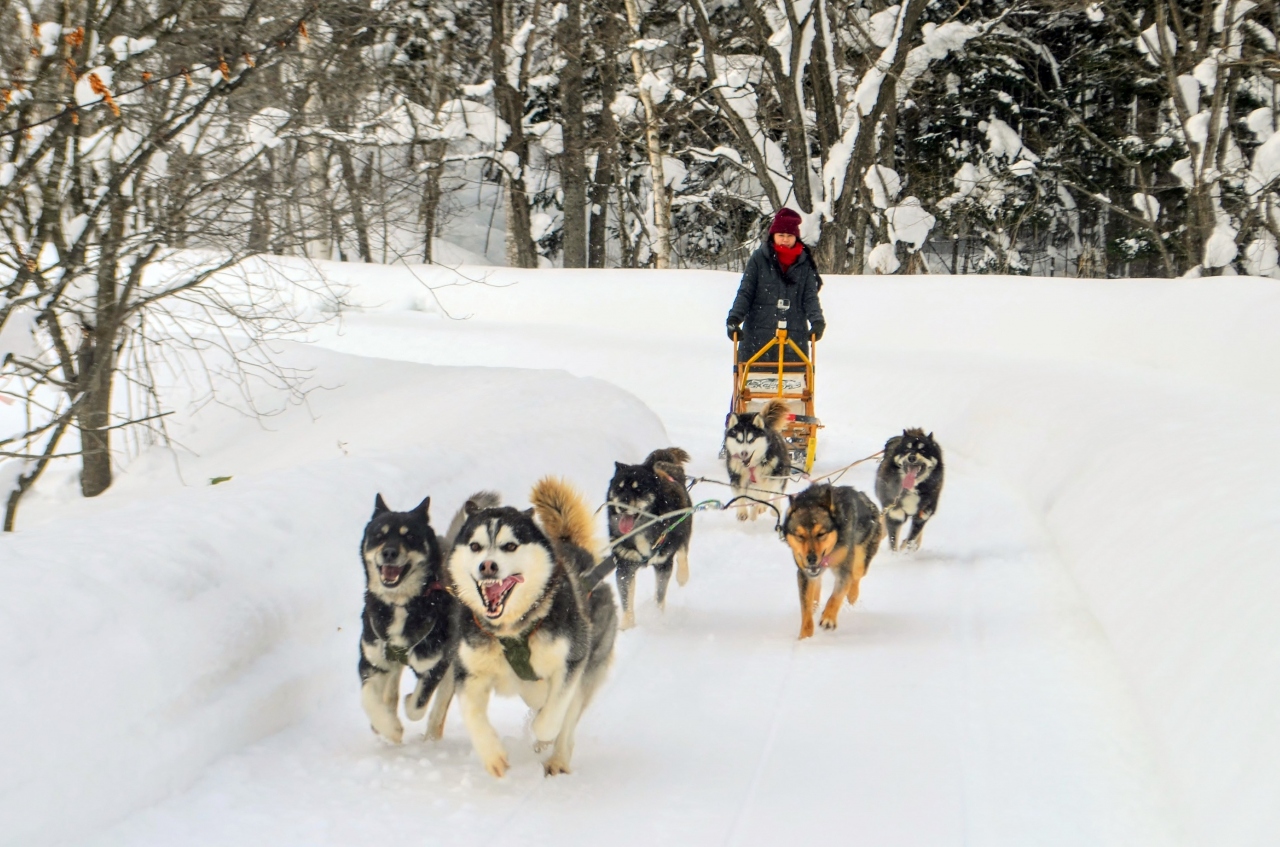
0;345;665;847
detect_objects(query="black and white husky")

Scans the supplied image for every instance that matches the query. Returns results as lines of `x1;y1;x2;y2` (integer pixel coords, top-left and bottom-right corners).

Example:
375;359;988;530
875;428;945;551
724;399;791;521
447;478;618;777
607;448;693;629
358;494;465;743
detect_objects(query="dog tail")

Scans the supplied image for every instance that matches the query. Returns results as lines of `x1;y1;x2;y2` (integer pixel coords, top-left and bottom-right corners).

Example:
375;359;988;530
443;491;501;549
530;477;596;552
761;399;791;432
643;447;691;469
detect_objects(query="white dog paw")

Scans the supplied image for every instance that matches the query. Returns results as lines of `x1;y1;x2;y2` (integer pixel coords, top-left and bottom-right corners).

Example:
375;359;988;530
370;718;403;744
483;751;510;778
543;757;572;777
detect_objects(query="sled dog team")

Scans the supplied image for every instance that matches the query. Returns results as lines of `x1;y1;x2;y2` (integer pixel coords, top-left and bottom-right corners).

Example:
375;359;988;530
359;424;944;777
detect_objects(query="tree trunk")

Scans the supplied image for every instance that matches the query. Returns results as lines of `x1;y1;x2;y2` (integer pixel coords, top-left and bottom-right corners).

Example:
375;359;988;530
338;144;373;262
588;0;623;268
622;0;672;269
557;0;588;267
817;0;927;273
422;141;445;263
79;199;126;498
490;0;540;268
247;165;273;253
741;0;813;212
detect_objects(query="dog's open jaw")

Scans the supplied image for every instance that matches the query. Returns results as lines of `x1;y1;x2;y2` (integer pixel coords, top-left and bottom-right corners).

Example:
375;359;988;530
380;562;408;587
897;454;936;490
450;520;554;629
477;573;524;618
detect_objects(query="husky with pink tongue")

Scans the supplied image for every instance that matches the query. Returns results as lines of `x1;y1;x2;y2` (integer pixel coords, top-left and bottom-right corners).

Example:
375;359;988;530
606;448;693;629
446;478;617;778
723;399;791;521
875;428;945;552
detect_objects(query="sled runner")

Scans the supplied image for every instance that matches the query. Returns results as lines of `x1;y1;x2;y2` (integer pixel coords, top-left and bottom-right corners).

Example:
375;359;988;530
730;313;820;473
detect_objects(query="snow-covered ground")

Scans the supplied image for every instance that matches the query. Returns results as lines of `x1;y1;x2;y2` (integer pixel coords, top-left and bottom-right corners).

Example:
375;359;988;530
3;260;1278;847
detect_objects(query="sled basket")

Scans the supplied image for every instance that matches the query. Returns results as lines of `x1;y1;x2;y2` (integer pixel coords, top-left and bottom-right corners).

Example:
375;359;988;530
730;328;820;473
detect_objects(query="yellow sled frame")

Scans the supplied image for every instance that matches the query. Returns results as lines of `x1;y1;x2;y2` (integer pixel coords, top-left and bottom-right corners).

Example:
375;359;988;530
732;327;820;473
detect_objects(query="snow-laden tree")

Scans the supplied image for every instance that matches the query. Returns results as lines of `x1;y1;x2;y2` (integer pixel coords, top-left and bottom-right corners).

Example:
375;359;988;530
682;0;1001;272
0;0;334;527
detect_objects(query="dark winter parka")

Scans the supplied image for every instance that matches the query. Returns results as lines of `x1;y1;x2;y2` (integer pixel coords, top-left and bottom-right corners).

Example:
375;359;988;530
727;241;825;362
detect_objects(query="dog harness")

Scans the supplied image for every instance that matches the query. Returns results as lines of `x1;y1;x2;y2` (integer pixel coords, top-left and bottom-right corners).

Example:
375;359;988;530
498;631;540;682
470;610;544;682
376;581;449;666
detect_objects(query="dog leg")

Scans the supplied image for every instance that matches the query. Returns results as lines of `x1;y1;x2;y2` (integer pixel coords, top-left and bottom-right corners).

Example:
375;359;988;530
424;667;455;741
796;571;820;639
360;664;404;743
884;510;905;552
532;662;584;749
460;676;508;778
404;659;448;722
845;544;868;607
903;513;931;551
653;559;674;610
544;688;587;776
820;576;852;630
675;544;690;586
616;562;638;630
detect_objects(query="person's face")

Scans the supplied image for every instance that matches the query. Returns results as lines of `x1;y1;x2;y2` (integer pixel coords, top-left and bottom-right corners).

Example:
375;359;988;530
773;232;797;249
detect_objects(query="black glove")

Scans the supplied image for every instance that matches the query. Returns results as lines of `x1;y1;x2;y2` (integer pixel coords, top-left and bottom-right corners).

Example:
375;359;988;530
810;321;825;341
727;320;741;340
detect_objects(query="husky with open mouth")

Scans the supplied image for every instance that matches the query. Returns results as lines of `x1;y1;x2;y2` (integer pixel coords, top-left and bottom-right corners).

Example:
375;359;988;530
875;428;945;551
447;478;617;778
723;399;791;521
358;494;466;743
607;447;693;629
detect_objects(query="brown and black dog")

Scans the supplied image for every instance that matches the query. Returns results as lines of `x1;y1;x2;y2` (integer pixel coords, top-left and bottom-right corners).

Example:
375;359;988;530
782;483;884;639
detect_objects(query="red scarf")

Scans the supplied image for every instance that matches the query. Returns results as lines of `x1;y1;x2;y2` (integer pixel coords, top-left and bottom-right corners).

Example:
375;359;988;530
774;242;803;274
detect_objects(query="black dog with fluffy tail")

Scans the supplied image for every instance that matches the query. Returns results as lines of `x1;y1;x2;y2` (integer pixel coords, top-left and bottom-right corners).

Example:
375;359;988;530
607;448;693;629
875;429;944;552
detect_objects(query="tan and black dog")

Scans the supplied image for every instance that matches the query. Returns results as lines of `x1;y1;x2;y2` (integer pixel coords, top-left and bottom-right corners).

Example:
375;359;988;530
782;483;884;639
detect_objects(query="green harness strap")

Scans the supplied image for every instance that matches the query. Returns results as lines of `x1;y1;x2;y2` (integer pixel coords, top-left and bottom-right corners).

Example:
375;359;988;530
498;634;540;682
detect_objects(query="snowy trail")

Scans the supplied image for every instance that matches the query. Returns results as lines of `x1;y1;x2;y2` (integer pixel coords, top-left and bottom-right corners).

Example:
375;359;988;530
75;276;1197;846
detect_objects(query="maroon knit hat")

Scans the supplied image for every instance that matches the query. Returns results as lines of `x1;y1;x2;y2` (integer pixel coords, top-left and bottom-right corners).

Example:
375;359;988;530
768;207;803;238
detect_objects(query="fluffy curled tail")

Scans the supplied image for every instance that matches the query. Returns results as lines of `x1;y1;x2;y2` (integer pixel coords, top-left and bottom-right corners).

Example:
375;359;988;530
443;491;500;549
530;477;596;552
761;399;791;433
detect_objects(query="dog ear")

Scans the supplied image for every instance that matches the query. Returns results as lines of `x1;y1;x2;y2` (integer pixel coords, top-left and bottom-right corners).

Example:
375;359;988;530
373;493;390;517
615;461;626;471
464;499;479;517
413;496;430;520
726;413;738;429
752;413;765;428
820;484;834;511
524;507;536;519
927;431;934;441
